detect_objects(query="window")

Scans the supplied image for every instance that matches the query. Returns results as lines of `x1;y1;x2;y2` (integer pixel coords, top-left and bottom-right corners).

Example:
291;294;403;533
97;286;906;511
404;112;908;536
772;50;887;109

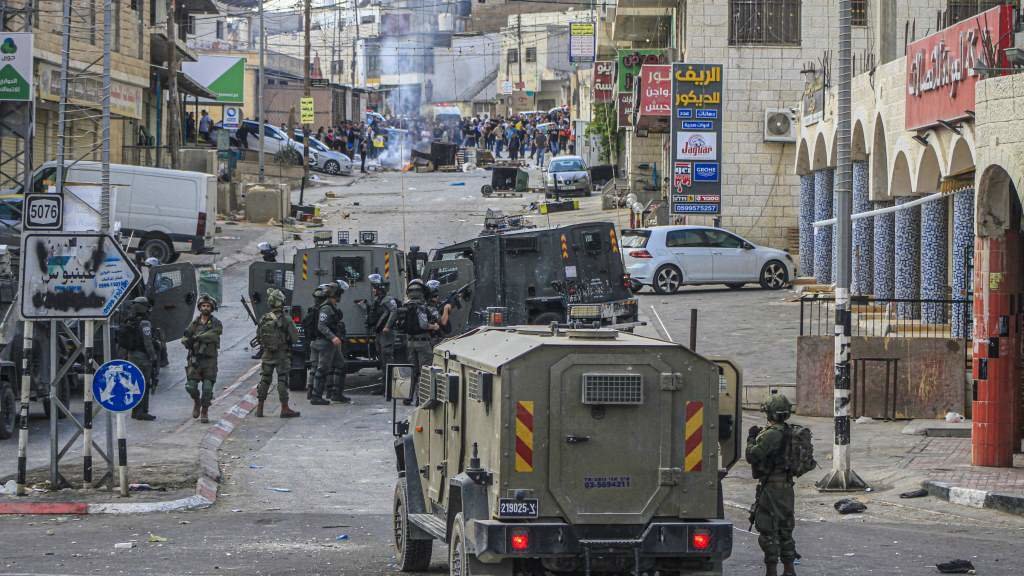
184;15;196;35
332;256;365;284
728;0;801;46
702;229;745;249
580;230;603;253
507;48;519;64
852;0;867;26
331;59;344;74
946;1;1004;25
665;229;706;248
216;20;224;40
525;47;537;62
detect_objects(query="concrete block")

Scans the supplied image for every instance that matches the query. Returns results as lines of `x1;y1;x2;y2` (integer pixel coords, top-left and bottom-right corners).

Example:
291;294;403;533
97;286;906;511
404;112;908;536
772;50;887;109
244;184;286;223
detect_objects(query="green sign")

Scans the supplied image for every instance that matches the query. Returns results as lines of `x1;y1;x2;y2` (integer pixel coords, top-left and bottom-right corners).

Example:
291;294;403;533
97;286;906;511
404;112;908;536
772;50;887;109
616;49;667;94
182;56;246;103
0;33;33;101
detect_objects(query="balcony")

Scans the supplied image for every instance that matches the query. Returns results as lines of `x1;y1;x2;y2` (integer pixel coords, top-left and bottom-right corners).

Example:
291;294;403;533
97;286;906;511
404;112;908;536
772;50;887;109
612;2;673;46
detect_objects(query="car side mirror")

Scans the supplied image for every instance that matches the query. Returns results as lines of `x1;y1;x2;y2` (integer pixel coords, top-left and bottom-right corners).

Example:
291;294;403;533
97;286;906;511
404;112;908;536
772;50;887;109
742;242;755;250
386;364;416;401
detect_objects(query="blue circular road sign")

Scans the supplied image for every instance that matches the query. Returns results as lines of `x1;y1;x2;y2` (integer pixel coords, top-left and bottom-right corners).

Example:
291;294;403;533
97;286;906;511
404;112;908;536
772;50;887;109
92;360;146;413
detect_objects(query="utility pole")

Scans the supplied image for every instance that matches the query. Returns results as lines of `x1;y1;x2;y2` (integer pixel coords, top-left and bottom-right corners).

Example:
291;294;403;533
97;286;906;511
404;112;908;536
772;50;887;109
166;0;180;169
817;0;867;493
258;0;265;182
300;0;311;206
516;14;523;84
54;0;72;196
351;0;361;87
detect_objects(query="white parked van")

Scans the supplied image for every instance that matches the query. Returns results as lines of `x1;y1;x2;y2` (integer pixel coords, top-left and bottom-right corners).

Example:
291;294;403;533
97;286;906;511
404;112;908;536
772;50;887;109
22;162;217;262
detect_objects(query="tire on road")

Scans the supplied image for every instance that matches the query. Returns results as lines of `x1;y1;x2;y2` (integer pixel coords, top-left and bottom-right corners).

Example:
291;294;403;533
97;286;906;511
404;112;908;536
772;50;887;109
449;512;512;575
140;235;174;264
653;265;682;295
324;160;341;175
759;260;789;290
394;478;433;572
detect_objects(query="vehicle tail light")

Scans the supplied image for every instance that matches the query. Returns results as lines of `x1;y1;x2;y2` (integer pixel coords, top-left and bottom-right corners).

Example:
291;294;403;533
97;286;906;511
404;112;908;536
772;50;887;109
692;530;711;551
622;273;632;289
196;211;207;237
510;530;529;552
291;306;302;325
629;249;653;259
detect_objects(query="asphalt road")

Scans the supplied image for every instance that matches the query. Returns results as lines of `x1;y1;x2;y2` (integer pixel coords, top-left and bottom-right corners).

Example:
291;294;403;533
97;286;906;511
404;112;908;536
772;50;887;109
2;168;1023;574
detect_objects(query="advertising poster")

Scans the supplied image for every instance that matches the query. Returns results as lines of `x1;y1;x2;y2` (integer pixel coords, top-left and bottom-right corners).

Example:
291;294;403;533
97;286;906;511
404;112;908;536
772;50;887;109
670;63;723;215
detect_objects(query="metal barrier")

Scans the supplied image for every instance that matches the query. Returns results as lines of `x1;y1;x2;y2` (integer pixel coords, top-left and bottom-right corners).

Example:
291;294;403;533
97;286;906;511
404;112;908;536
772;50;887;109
798;294;972;339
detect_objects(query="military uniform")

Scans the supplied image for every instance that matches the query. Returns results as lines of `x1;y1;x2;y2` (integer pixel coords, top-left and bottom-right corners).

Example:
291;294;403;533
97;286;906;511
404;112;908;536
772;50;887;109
312;297;349;403
183;295;222;423
360;274;400;372
397;280;438;404
256;289;301;418
746;396;798;576
118;298;158;421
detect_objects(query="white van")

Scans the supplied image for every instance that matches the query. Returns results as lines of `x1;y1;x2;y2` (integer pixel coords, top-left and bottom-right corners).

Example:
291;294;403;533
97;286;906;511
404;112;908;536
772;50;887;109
23;161;217;262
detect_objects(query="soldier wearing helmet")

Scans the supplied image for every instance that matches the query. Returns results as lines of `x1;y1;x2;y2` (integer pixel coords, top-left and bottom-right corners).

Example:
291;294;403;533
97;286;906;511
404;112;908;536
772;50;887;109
311;279;351;405
257;241;278;262
394;279;439;405
301;283;332;399
356;273;400;388
746;394;798;576
424;279;453;344
117;297;158;421
182;294;223;423
255;288;301;418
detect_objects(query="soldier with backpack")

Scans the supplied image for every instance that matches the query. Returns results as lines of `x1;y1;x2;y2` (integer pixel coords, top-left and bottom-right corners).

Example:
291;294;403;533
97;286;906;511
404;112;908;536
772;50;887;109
183;294;222;423
256;288;301;418
394;279;439;405
746;394;815;576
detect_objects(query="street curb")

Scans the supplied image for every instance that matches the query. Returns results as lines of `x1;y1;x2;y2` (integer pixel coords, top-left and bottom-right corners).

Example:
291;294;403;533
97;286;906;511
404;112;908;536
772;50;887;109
923;480;1024;517
0;384;259;516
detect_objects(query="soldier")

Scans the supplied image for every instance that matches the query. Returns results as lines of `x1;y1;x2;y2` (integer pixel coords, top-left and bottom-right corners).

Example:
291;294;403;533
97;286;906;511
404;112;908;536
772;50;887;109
396;279;438;405
746;394;798;576
357;274;400;382
257;241;278;262
255;288;301;418
182;294;223;423
302;283;330;399
311;280;351;405
117;297;158;421
425;279;453;344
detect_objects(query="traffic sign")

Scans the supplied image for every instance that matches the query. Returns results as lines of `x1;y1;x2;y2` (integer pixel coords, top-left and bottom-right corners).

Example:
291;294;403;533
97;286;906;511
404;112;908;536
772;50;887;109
223;106;240;130
311;78;328;88
300;97;315;124
92;360;146;413
23;193;63;230
19;232;142;319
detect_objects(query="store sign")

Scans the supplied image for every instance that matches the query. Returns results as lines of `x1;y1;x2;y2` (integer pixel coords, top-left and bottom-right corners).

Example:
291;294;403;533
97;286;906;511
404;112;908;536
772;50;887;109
905;4;1013;130
616;49;667;94
0;33;33;101
593;61;615;104
670;63;723;215
569;22;596;64
300;97;315;124
39;63;143;119
617;92;633;128
635;64;671;133
182;55;246;103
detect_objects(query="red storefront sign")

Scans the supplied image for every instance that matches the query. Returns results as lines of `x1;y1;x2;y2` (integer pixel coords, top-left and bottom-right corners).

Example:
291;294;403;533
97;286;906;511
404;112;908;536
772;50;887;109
617;92;633;127
593;61;615;104
905;4;1014;130
635;64;671;133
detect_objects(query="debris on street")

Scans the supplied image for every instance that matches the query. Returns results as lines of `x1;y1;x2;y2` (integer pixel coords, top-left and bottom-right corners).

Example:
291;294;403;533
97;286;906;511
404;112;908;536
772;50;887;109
833;499;867;514
936;559;975;573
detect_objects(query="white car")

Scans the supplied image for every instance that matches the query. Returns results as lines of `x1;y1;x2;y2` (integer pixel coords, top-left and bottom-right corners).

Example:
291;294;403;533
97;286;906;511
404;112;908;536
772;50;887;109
293;130;353;175
620;226;796;294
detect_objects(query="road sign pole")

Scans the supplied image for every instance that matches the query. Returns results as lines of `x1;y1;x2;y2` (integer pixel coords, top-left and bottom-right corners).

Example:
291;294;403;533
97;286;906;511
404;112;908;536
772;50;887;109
103;322;114;490
83;320;94;484
48;320;58;487
15;320;33;496
116;411;127;497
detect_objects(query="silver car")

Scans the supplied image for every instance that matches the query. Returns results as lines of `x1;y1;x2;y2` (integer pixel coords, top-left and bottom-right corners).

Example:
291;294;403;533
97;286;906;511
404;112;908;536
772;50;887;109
544;155;592;198
293;131;353;175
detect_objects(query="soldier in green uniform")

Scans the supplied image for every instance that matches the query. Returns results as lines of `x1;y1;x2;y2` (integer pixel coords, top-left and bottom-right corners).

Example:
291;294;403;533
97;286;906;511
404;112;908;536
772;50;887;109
182;294;223;424
746;394;798;576
118;297;158;421
311;280;350;405
256;288;301;418
396;279;439;405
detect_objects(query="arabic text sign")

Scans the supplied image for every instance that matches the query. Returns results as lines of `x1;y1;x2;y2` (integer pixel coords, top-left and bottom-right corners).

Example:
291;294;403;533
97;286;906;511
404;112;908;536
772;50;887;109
616;49;667;94
593;61;615;104
19;233;141;319
670;62;723;216
569;22;596;64
616;92;634;128
905;4;1013;130
638;65;671;116
300;97;315;124
0;32;33;101
93;360;146;413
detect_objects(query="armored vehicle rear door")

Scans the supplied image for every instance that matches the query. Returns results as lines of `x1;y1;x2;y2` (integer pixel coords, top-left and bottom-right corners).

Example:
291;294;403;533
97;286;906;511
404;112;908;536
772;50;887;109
422;258;475;334
248;262;293;319
146;263;197;342
315;248;374;335
548;353;678;525
565;225;630;303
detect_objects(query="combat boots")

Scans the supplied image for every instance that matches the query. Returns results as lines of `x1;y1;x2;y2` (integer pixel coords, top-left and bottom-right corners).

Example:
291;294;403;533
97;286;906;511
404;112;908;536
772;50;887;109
279;400;301;418
256;398;265;418
199;405;209;424
765;562;779;576
310;396;330;405
782;561;797;576
191;398;201;419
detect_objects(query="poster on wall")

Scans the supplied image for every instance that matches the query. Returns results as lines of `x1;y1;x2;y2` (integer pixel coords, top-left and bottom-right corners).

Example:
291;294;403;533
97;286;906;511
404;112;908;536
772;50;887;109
569;22;596;64
593;61;615;104
670;63;723;216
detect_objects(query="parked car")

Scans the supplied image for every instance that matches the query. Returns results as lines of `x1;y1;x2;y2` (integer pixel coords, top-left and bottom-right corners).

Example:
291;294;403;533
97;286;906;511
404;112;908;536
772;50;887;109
292;130;353;175
544;155;591;197
215;121;311;166
620;225;796;294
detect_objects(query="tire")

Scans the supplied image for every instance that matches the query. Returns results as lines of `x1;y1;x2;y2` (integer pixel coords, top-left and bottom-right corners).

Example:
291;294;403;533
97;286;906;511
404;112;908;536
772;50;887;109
584;186;592;197
324;160;341;175
629;280;643;293
394;478;433;572
530;311;563;326
450;513;509;576
140;236;173;264
759;260;789;290
481;184;494;197
653;265;682;295
0;382;16;440
726;283;745;290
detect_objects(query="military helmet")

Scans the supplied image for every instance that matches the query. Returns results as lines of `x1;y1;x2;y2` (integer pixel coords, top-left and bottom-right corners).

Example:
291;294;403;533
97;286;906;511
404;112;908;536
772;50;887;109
130;296;151;315
197;293;218;311
762;394;793;422
368;273;384;286
144;257;160;267
334;279;350;293
267;287;286;308
314;283;331;300
425;279;441;296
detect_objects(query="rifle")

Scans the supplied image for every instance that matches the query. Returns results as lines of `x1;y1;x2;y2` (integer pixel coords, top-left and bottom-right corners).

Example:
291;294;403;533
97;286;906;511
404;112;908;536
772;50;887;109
748;483;762;533
441;280;476;310
240;296;262;354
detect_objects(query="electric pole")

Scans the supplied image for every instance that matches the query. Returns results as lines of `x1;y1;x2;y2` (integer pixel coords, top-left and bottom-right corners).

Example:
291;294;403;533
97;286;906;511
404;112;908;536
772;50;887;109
351;0;361;87
258;0;265;182
166;0;180;169
817;0;867;493
300;0;311;206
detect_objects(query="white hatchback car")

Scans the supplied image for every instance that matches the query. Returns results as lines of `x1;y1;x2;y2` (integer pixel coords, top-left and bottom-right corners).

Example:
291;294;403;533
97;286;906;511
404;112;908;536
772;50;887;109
620;226;796;294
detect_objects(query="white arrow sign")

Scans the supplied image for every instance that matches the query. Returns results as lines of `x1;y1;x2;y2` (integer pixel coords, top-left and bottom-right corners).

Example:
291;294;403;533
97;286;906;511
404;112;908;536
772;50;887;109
19;232;142;319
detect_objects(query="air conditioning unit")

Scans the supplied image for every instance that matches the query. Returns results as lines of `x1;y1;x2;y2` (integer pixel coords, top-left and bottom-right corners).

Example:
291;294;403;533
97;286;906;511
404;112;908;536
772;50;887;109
764;108;797;143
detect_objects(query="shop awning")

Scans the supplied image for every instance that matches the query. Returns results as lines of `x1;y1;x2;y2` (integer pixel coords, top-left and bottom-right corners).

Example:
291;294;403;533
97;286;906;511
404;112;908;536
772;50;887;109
151;64;218;99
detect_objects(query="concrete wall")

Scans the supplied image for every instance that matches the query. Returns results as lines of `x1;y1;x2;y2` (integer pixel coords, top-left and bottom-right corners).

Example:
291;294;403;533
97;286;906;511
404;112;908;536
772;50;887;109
974;74;1024;238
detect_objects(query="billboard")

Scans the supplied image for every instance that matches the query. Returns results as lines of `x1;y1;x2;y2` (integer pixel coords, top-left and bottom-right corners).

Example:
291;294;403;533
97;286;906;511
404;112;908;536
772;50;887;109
635;64;671;133
616;49;667;94
182;55;246;103
0;33;33;101
569;21;596;64
670;63;723;216
905;4;1013;130
593;61;615;104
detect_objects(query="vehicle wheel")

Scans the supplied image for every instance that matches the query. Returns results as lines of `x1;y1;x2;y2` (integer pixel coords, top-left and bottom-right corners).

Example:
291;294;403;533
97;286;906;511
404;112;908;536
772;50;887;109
140;236;173;264
450;512;505;575
759;260;789;290
653;265;682;295
324;160;341;175
481;184;494;197
287;368;307;391
41;377;71;420
530;311;563;326
726;283;745;290
394;478;433;571
0;382;16;440
629;280;643;293
584;187;592;197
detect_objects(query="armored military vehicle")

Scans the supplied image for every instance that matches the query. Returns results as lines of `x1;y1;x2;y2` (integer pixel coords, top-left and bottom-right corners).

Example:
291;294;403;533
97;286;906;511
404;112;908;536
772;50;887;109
388;325;743;575
414;222;639;332
248;230;406;388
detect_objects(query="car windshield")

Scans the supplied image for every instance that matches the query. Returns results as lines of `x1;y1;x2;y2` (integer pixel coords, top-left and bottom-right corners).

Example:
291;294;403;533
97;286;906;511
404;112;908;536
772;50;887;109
620;230;650;248
548;159;584;172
